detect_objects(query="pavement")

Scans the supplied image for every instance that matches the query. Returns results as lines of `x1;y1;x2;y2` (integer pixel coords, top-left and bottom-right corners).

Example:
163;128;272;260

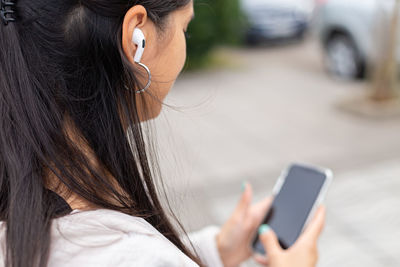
152;39;400;267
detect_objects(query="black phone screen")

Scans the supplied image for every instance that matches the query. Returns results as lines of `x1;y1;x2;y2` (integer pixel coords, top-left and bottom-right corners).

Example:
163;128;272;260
252;164;327;254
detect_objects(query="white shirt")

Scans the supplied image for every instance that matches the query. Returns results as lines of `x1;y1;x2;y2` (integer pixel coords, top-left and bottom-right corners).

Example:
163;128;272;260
0;209;225;267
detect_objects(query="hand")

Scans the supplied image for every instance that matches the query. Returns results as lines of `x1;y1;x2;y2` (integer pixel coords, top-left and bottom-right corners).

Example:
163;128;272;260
216;182;272;267
256;206;326;267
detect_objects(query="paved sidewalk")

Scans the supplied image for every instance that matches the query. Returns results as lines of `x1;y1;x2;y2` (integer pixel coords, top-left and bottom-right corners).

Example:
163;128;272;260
315;160;400;267
164;159;400;267
242;160;400;267
156;41;400;192
153;40;400;266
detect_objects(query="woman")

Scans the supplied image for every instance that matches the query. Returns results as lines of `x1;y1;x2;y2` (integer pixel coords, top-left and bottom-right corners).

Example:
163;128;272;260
0;0;325;266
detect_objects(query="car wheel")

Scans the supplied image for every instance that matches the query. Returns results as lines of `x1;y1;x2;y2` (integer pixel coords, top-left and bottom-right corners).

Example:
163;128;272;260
325;34;364;80
246;34;261;46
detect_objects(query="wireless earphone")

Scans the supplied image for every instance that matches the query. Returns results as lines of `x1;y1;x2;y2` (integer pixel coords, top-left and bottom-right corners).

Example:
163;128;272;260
132;28;146;63
130;28;151;93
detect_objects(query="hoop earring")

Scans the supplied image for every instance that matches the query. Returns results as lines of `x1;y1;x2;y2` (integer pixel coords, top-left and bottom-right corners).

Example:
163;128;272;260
125;62;152;94
136;62;151;94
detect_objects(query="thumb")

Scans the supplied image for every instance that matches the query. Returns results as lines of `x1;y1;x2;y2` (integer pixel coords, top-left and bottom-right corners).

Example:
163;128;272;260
298;206;326;245
258;224;282;256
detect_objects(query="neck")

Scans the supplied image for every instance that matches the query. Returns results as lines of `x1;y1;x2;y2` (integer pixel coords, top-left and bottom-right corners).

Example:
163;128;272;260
44;120;112;211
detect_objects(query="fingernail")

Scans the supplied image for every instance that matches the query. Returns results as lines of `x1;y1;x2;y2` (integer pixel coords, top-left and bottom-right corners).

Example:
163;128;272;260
258;224;270;235
242;181;247;191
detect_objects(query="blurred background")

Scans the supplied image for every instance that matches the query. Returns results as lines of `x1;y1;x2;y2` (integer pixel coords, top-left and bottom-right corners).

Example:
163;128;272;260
152;0;400;266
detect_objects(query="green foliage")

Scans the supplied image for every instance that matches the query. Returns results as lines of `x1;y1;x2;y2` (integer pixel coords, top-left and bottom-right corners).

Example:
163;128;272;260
185;0;245;69
213;0;245;45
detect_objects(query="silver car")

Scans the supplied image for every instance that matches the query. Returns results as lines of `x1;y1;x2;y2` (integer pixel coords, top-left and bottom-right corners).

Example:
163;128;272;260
241;0;313;44
314;0;399;79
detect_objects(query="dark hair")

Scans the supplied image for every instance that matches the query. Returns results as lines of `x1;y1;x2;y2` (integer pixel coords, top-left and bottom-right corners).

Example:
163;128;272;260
0;1;201;267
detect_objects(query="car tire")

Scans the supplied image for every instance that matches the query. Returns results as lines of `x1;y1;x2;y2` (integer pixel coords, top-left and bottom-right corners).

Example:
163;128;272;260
245;34;261;46
325;34;365;80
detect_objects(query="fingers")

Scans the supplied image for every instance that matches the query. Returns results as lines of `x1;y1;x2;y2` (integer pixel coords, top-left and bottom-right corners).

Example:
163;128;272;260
259;225;282;256
299;206;326;244
253;196;273;214
249;196;273;231
234;182;253;216
253;253;269;266
251;197;273;221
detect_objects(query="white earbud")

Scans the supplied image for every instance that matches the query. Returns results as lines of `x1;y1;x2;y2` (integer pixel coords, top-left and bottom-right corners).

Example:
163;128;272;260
129;27;152;93
132;28;146;63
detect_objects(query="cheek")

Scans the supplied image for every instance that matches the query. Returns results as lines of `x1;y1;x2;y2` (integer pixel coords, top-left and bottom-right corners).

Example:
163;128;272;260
135;26;187;121
166;30;187;78
152;30;186;92
177;33;187;72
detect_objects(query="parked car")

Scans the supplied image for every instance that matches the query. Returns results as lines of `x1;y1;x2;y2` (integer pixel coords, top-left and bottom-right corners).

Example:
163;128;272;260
241;0;312;45
313;0;400;79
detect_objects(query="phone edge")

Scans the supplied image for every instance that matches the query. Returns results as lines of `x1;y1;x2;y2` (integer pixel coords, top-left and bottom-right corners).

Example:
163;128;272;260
250;162;333;255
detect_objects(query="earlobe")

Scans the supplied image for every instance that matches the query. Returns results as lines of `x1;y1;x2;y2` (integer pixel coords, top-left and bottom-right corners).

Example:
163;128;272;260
121;6;152;94
130;28;152;94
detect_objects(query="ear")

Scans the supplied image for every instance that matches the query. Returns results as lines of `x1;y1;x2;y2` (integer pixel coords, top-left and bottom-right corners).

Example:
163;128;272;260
122;5;148;65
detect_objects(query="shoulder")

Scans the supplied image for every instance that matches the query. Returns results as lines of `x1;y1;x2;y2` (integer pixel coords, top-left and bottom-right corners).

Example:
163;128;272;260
47;209;199;267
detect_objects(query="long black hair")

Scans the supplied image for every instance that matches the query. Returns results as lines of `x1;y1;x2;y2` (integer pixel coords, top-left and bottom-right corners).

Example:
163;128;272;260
0;0;202;267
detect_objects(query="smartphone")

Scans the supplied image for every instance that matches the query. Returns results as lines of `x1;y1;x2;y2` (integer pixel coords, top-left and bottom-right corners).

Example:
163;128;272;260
252;163;332;254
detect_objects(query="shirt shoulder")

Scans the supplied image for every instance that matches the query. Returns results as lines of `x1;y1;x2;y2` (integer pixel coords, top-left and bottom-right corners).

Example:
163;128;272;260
48;209;199;267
